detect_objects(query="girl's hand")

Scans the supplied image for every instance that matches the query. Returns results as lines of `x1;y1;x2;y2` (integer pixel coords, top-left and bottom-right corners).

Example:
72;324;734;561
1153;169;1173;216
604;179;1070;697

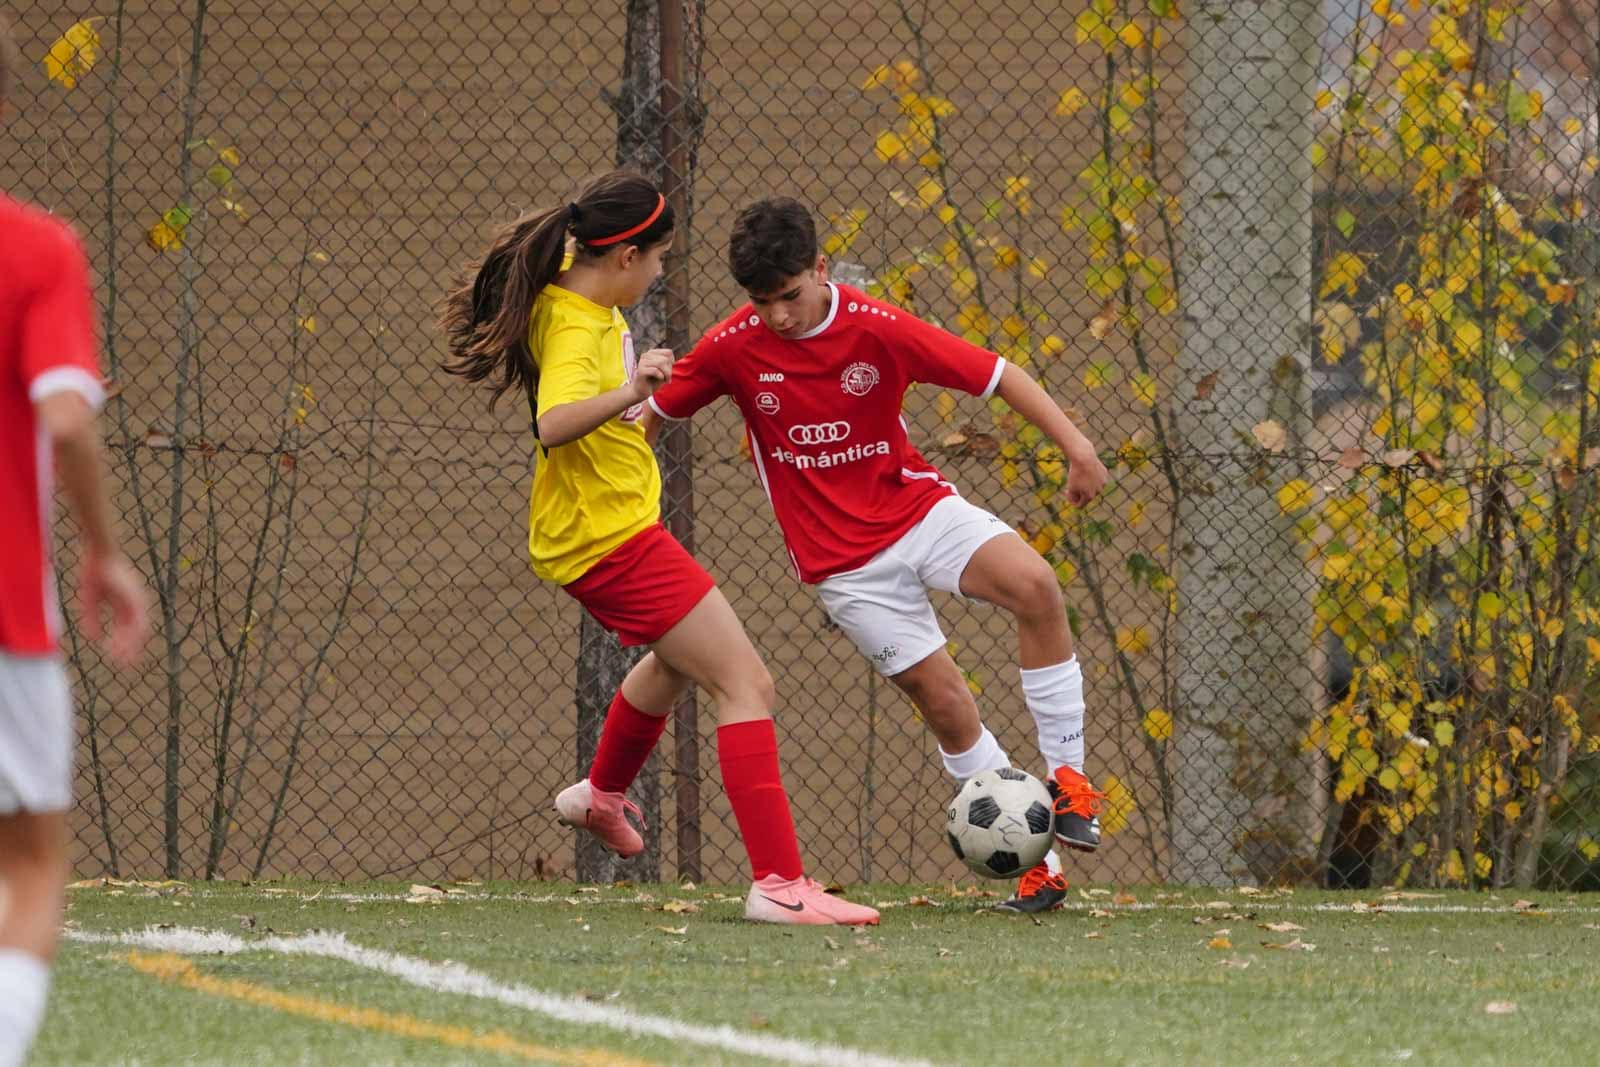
631;348;674;400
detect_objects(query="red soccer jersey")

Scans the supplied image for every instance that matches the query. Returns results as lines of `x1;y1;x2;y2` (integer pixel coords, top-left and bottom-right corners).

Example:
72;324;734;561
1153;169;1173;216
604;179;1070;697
650;283;1004;583
0;194;105;655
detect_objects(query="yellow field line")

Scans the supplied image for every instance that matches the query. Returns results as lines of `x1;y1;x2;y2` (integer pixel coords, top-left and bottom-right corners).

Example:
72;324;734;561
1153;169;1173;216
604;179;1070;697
121;950;658;1067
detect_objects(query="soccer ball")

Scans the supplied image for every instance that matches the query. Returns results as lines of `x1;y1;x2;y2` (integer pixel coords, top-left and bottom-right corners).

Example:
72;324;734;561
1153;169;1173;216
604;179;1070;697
945;768;1054;879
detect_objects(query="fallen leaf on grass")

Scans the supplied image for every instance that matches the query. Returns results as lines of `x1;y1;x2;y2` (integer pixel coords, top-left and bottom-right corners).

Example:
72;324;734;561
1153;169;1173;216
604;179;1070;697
407;884;445;901
1089;908;1115;919
1219;957;1252;970
1484;1001;1518;1016
655;925;688;935
1582;924;1600;931
1112;892;1138;906
937;947;956;957
662;900;700;914
1263;938;1316;952
907;895;941;907
748;1015;771;1029
1259;921;1305;933
66;879;108;890
1512;899;1539;912
1204;901;1233;910
1086;931;1105;940
1208;936;1234;950
577;886;601;895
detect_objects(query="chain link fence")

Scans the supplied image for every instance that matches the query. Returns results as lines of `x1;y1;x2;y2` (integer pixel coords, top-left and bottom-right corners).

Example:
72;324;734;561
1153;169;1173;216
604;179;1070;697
4;0;1598;890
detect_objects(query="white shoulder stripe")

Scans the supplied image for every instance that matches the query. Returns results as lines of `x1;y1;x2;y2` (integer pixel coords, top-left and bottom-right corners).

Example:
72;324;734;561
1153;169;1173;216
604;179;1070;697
29;367;106;411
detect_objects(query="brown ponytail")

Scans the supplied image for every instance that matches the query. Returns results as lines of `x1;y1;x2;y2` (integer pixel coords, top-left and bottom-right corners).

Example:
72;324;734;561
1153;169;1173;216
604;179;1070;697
440;170;675;409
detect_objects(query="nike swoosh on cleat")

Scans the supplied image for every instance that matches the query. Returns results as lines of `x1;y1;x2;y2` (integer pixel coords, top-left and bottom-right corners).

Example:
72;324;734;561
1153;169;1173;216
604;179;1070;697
761;895;805;912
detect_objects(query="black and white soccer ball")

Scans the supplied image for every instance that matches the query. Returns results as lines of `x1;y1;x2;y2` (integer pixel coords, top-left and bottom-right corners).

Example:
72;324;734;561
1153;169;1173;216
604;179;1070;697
945;768;1054;879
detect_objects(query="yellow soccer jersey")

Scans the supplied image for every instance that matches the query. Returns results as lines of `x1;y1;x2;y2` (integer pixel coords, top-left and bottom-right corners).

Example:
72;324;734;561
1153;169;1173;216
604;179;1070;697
527;283;660;584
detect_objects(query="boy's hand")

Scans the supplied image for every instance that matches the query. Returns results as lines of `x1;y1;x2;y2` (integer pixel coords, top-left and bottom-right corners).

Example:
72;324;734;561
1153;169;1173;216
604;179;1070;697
1065;449;1109;507
630;348;674;400
81;549;150;667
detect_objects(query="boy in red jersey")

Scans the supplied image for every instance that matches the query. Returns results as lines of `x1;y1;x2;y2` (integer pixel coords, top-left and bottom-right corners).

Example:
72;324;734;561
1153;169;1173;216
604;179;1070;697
0;19;151;1065
646;198;1109;913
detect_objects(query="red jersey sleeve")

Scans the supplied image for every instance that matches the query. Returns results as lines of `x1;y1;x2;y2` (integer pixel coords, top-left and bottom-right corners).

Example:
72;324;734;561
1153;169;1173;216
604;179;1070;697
20;222;104;409
877;303;1005;399
648;331;726;421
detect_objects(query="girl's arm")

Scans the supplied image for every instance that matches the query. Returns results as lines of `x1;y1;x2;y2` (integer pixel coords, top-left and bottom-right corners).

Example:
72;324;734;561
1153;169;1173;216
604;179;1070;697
540;348;673;447
993;361;1108;506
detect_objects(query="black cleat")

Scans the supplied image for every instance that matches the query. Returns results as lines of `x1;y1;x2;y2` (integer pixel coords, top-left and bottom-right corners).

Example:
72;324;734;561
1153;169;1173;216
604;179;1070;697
993;862;1068;914
1049;766;1106;853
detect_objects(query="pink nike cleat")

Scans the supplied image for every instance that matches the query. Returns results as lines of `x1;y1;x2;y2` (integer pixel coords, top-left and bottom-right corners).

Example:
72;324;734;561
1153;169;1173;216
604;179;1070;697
554;779;644;858
743;875;880;926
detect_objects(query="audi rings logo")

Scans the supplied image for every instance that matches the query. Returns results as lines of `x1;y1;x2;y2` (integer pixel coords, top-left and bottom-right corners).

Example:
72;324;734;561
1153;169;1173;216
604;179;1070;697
788;421;851;446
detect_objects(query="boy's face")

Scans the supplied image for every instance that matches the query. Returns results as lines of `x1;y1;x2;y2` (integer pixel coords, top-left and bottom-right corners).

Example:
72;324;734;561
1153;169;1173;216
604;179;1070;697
747;256;830;339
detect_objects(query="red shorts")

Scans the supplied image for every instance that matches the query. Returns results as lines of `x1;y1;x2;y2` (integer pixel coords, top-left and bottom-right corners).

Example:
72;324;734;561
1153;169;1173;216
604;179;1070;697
562;523;715;646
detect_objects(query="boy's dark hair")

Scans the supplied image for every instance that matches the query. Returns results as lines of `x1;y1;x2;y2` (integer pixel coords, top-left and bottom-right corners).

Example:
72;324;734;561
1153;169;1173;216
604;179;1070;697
0;17;17;105
729;198;818;294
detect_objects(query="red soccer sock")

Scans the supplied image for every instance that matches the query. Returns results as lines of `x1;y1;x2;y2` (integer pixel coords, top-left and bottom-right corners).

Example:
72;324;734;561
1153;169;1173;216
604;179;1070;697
717;718;805;881
587;690;670;795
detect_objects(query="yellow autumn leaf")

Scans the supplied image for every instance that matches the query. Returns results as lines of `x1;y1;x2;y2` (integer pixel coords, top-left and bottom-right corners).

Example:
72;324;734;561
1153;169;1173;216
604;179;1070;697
1142;707;1173;742
1130;372;1157;408
1118;23;1144;49
1099;773;1136;835
1056;87;1089;117
1315;88;1334;111
146;220;183;253
1277;479;1315;515
915;177;943;208
219;146;243;166
1320;252;1368;298
1039;334;1066;358
1116;625;1151;656
44;18;103;90
297;315;318;334
874;130;907;163
935;391;956;422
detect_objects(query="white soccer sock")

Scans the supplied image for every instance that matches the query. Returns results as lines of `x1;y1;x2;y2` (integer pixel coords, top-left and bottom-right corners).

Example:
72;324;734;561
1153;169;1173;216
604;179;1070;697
0;948;51;1067
1045;849;1063;876
1022;656;1086;774
939;727;1012;782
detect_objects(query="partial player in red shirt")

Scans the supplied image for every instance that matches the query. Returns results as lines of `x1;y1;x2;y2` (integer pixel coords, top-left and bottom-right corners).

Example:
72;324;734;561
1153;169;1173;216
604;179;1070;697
0;20;151;1065
647;198;1110;914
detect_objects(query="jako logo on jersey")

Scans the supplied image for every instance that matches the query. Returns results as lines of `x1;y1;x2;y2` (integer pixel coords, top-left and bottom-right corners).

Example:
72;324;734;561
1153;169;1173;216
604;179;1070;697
840;362;880;397
788;421;851;445
768;440;891;470
758;372;785;382
756;391;780;415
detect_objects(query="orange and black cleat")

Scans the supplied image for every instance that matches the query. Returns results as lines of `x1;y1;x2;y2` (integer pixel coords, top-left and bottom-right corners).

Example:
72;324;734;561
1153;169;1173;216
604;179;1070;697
1049;766;1107;853
994;861;1068;914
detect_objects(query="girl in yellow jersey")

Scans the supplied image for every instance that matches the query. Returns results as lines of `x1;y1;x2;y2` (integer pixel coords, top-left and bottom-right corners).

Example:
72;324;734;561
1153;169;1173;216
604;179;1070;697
441;172;875;925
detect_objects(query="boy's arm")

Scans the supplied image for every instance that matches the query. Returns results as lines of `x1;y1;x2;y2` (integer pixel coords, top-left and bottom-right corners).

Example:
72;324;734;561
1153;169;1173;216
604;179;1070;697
20;223;149;665
994;361;1109;507
35;392;149;666
644;332;727;439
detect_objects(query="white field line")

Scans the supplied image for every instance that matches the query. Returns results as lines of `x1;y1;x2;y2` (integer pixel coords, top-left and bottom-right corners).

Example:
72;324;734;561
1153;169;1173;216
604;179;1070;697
66;926;944;1067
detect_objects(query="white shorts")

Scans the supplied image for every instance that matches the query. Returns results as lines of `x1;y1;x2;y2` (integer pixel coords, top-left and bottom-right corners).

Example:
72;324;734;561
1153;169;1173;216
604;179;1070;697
816;495;1013;677
0;653;75;814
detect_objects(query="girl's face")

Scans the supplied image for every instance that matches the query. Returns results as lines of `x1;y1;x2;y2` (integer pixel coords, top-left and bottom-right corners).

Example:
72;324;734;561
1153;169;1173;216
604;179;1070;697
614;236;673;307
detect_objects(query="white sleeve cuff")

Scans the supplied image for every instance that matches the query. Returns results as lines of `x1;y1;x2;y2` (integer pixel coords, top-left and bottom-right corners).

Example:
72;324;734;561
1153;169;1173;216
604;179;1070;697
647;395;686;421
978;357;1006;401
29;367;106;412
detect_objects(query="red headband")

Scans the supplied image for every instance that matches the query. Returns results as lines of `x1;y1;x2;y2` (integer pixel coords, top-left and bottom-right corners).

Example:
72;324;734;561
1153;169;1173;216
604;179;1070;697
586;194;667;246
